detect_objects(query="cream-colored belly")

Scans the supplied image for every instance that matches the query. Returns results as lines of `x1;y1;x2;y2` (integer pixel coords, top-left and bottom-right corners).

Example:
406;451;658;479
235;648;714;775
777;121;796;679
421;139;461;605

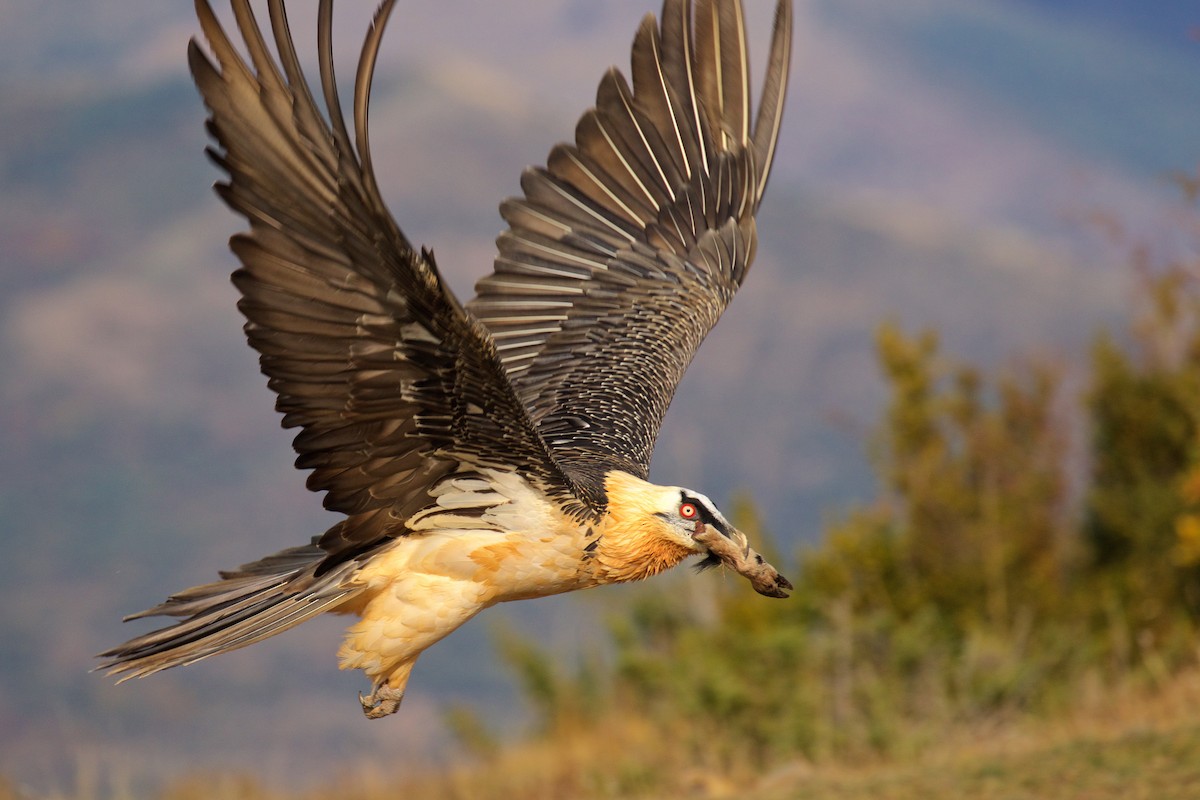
336;472;595;684
337;528;593;682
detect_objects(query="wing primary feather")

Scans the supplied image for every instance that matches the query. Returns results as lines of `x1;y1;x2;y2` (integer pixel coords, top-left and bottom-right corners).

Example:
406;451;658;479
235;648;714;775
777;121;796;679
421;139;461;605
266;0;328;148
599;71;677;203
695;0;750;150
228;1;285;96
238;1;343;207
751;0;793;199
649;21;695;181
630;15;693;182
195;5;333;213
194;0;254;85
591;114;659;210
317;0;357;171
353;0;398;206
661;0;710;175
727;0;751;145
556;147;651;227
695;0;721;145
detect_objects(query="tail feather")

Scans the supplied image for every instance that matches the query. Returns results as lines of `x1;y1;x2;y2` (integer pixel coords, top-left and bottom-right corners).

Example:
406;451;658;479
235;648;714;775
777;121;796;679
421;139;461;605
124;540;332;620
97;539;362;681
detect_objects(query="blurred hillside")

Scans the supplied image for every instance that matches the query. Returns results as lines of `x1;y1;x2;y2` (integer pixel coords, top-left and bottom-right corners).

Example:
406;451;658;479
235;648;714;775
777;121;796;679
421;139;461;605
1;0;1198;795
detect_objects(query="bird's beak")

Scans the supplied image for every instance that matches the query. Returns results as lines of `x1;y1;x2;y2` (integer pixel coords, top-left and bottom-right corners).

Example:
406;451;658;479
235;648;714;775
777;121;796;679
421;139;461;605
694;526;793;599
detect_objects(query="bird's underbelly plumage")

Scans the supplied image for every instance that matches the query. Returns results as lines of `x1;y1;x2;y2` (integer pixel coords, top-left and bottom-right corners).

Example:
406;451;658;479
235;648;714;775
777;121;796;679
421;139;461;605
336;471;597;684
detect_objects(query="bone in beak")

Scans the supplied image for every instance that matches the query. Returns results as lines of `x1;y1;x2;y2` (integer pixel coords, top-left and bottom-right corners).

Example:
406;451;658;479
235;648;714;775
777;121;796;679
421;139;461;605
694;526;793;598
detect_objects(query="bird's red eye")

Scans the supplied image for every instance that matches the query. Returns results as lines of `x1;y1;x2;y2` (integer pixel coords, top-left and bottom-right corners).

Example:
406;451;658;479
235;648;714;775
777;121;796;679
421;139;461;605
680;503;697;519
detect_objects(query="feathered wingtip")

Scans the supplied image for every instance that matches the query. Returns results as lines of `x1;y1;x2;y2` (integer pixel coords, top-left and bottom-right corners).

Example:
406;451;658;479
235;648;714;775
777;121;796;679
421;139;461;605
752;0;793;200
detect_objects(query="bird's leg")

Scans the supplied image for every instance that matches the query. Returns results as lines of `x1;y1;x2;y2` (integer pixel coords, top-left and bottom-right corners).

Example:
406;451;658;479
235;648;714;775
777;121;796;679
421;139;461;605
356;659;416;719
359;683;405;719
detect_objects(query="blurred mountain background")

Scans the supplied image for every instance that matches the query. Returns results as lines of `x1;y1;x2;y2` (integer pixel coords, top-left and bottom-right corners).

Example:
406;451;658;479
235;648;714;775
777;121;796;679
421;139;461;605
2;0;1198;794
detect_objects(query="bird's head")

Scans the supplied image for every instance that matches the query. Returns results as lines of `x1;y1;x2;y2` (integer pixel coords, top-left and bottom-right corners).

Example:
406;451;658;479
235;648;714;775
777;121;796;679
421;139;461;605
602;471;792;598
658;488;793;599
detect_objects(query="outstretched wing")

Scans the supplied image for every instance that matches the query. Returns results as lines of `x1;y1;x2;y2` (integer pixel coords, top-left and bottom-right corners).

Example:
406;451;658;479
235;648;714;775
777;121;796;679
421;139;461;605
468;0;793;491
192;0;593;566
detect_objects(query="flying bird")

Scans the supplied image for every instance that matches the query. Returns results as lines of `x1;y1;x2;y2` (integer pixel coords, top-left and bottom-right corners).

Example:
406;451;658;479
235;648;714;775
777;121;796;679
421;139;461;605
99;0;794;719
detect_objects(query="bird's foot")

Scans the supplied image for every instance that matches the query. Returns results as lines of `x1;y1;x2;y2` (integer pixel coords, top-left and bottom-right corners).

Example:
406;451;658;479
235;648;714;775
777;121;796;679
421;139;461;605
358;684;405;719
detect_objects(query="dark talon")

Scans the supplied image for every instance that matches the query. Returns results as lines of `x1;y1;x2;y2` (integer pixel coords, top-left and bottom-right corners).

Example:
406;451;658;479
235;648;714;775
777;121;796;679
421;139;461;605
359;685;405;719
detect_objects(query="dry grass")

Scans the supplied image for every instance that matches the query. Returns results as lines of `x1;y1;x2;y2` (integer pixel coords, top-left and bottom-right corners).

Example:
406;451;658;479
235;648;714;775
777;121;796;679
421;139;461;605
142;668;1200;800
756;669;1200;800
758;725;1200;800
9;669;1199;800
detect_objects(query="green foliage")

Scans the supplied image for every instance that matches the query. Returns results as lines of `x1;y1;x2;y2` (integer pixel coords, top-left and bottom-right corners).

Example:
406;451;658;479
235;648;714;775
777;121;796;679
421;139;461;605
1086;334;1195;567
871;322;1071;627
1083;246;1200;633
1081;277;1200;693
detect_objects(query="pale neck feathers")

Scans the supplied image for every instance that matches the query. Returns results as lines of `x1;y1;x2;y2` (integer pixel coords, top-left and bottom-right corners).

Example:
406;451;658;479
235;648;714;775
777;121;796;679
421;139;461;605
591;471;696;585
